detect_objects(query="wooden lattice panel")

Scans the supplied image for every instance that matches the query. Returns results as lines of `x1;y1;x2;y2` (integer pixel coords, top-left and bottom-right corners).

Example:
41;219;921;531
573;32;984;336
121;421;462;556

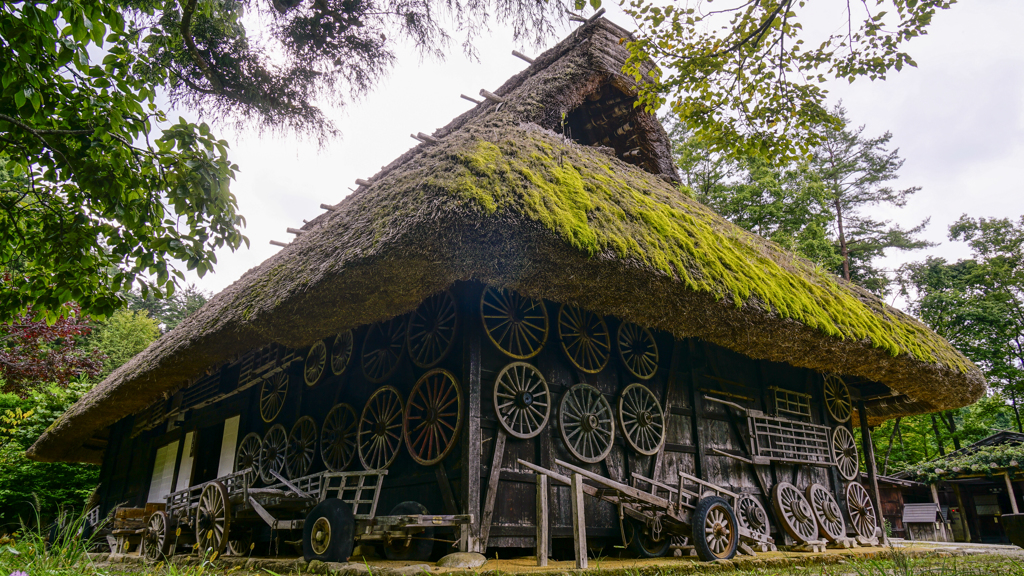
181;373;221;410
748;415;834;467
770;386;812;420
131;400;167;436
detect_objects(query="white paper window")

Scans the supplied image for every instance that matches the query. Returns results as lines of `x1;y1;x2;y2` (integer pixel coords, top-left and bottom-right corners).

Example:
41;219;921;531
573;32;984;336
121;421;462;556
217;416;241;478
147;440;179;503
175;431;196;492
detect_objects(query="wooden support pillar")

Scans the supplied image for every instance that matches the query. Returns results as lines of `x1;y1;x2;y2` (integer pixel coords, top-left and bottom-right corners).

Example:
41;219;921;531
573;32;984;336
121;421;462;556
460;288;483;553
570;473;587;569
687;340;706;480
1007;472;1020;514
480;430;507;547
953;484;971;542
858;400;885;541
536;474;548;567
931;483;949;542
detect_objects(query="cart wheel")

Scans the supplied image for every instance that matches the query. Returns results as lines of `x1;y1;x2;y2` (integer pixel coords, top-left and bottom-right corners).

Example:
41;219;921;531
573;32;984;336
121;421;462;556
383;502;434;561
692;496;738;562
142;510;171;561
302;499;355;563
228;529;255;556
196;481;231;556
622;517;670;558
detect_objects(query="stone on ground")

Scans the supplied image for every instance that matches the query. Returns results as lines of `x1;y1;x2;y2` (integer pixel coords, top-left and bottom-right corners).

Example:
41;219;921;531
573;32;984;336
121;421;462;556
436;552;487;568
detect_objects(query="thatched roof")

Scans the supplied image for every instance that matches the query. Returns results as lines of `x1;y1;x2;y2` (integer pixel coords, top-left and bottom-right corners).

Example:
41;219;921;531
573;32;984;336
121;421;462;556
29;18;985;464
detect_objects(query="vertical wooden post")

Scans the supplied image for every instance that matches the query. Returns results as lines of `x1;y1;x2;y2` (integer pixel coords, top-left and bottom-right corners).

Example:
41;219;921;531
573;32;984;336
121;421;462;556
570;473;587;569
536;474;548;567
480;430;507;548
858;400;885;541
1006;472;1020;514
460;286;483;553
687;340;705;480
953;484;971;542
931;483;948;542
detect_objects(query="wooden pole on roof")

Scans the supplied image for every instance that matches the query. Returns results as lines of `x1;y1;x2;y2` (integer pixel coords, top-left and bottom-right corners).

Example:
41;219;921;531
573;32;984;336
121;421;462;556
858;400;886;543
512;50;534;64
269;240;288;247
460;94;482;104
479;89;506;103
320;203;336;211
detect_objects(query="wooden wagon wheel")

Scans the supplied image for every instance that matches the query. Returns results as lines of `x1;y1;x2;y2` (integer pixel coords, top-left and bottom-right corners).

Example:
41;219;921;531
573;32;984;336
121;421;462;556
304;341;328;386
846;482;878;538
693;496;739;561
618;383;665;456
832;425;860;481
286;416;318;479
196;481;230;555
480;286;548;359
558;305;611;374
806;483;846;542
227;530;254;556
823;374;852;423
330;330;354;376
771;482;817;543
357;386;405;470
559;383;615;463
407;291;459;368
321;403;358;471
361;318;407;383
260;424;288;484
235;432;262;487
493;362;551;439
735;495;771;541
142;510;171;561
617;322;659;380
404;369;463;465
259;372;289;423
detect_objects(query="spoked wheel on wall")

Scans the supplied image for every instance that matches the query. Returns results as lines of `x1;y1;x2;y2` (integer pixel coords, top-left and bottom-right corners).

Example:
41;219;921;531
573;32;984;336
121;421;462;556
286;416;318;479
617;322;659;380
692;496;738;562
559;383;615;463
493;362;551;439
404;369;463;465
735;495;771;543
771;482;818;544
321;403;358;471
142;510;171;561
361;318;407;382
846;482;878;538
806;483;846;542
235;432;262;487
406;290;459;368
259;372;289;423
358;386;405;470
832;425;860;481
557;304;611;373
195;481;231;556
304;341;328;386
480;286;549;359
823;374;852;423
330;330;354;376
260;424;288;483
618;383;665;456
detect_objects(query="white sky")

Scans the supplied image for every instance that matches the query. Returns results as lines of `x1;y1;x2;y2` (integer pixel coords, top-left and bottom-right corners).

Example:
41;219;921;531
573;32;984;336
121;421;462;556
180;0;1024;303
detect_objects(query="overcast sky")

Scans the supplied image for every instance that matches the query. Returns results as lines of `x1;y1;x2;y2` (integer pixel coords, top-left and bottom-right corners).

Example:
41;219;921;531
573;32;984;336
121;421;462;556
181;0;1024;305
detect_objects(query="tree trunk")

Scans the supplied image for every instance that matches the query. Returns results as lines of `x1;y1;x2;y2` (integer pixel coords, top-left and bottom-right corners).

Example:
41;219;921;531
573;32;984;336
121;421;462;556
1012;391;1023;433
834;199;851;281
931;413;946;457
883;417;901;476
943;411;961;451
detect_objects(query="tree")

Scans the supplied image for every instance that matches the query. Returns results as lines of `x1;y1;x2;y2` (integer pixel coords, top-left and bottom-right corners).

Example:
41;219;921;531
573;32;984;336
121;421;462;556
0;303;103;396
92;309;161;379
125;284;210;332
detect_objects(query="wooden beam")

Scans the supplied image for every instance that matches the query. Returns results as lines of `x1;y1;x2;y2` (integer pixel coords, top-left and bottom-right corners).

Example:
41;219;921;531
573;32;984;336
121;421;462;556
952;484;971;542
931;483;949;542
416;132;439;144
355;178;371;186
269;240;289;248
435;462;459;515
511;50;534;64
536;474;548;566
858;399;885;542
1007;472;1020;514
320;203;336;211
687;340;705;480
286;227;303;235
460;94;482;104
460;287;483;552
480;429;507;547
479;89;506;103
570;472;587;569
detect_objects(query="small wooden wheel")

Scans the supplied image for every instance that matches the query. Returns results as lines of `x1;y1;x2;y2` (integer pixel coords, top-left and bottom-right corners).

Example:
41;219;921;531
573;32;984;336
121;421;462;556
735;495;771;541
358;386;405;470
693;496;738;561
286;416;318;479
559;383;615;463
493;362;551;439
227;529;254;556
407;291;459;368
480;286;549;359
846;482;878;538
321;403;358;471
195;481;230;555
806;483;846;542
771;482;817;543
259;372;289;423
404;369;463;465
330;330;354;376
617;322;659;380
618;383;665;456
305;341;328;386
361;317;407;382
823;374;852;423
832;426;860;481
558;305;611;373
142;510;171;561
260;424;288;484
235;432;262;486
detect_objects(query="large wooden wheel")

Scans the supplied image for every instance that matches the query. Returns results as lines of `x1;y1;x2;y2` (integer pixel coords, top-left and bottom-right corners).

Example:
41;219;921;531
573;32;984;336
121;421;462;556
305;341;328;386
195;481;230;555
259;372;289;423
558;305;611;373
286;416;318;479
358;386;405;470
559;383;615;463
806;483;846;542
321;403;358;471
832;425;860;481
735;495;771;542
260;424;288;483
617;322;659;380
330;330;354;376
235;432;262;486
404;369;463;465
771;482;817;543
407;291;459;368
846;482;878;538
493;362;551;439
823;374;852;423
618;383;665;456
361;318;407;382
480;286;548;359
142;510;171;561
